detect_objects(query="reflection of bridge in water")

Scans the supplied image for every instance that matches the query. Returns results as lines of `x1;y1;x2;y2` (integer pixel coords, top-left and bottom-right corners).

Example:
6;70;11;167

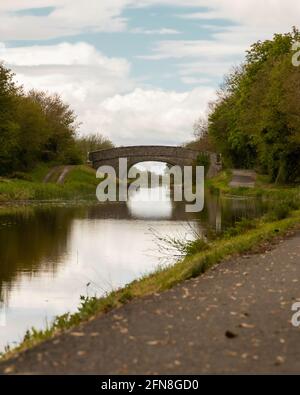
86;200;199;222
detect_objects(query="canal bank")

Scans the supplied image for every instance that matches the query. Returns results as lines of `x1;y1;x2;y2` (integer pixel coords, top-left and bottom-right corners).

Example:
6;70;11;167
0;172;299;369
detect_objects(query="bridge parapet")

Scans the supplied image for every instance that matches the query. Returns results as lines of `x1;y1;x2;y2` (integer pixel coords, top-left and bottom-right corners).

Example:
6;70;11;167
89;146;198;162
88;146;221;178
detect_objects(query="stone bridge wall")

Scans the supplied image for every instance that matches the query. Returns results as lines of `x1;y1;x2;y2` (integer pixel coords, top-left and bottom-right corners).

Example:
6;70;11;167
89;146;221;178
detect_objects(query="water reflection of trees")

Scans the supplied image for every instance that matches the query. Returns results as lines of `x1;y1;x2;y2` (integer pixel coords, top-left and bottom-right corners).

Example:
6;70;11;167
0;206;84;302
200;193;266;233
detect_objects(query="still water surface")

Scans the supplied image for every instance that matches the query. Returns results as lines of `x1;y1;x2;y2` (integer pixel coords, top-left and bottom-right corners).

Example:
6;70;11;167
0;187;266;351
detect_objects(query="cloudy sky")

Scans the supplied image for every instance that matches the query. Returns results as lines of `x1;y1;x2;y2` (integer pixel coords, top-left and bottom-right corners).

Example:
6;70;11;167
0;1;299;146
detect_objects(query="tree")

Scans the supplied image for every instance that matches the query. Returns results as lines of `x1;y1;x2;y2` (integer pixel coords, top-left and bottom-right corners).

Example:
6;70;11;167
76;133;114;162
0;63;113;175
185;116;215;152
0;63;20;175
28;90;79;164
14;95;49;170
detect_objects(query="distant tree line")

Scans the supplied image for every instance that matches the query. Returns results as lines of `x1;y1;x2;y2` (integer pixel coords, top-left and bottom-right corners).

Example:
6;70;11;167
191;28;300;183
0;62;113;176
76;133;114;162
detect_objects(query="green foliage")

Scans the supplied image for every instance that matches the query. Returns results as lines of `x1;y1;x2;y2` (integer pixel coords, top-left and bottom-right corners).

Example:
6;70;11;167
223;218;258;238
118;288;134;304
208;28;300;183
186;117;216;152
76;133;114;162
265;202;291;221
157;232;210;258
0;62;78;175
28;90;79;166
10;172;33;182
197;153;211;176
183;238;210;256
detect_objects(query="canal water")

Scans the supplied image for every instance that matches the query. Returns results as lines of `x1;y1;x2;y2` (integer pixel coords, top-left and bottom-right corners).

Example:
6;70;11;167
0;187;266;352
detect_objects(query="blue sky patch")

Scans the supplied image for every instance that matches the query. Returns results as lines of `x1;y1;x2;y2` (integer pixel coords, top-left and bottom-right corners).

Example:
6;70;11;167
11;7;55;17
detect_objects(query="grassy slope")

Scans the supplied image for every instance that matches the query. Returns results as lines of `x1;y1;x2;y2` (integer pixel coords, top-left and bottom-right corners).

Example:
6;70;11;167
0;165;98;202
2;171;300;359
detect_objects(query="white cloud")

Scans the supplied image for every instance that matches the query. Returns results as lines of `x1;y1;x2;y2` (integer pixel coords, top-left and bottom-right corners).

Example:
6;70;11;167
0;42;215;145
0;42;128;68
137;38;245;84
0;0;193;40
184;0;300;29
0;0;131;40
0;0;299;41
97;87;216;145
0;42;133;100
138;40;246;60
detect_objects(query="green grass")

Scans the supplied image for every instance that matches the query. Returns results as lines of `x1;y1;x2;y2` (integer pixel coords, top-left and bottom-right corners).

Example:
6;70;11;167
206;170;232;194
29;164;54;182
65;165;98;187
0;165;99;202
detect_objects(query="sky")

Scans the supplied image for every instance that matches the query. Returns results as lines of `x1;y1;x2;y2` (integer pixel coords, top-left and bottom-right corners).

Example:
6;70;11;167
0;1;299;146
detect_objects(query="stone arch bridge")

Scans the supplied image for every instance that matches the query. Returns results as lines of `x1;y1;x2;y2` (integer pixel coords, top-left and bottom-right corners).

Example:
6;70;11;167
89;146;221;178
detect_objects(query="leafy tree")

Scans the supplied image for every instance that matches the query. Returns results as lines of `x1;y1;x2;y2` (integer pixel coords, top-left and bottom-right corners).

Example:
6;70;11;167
28;90;78;163
76;133;114;162
208;28;300;183
0;63;20;175
185;116;215;152
14;95;49;170
0;63;105;174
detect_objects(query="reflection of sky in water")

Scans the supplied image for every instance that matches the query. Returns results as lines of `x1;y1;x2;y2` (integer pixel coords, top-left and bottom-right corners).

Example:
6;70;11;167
128;187;173;219
0;186;200;352
134;161;167;175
